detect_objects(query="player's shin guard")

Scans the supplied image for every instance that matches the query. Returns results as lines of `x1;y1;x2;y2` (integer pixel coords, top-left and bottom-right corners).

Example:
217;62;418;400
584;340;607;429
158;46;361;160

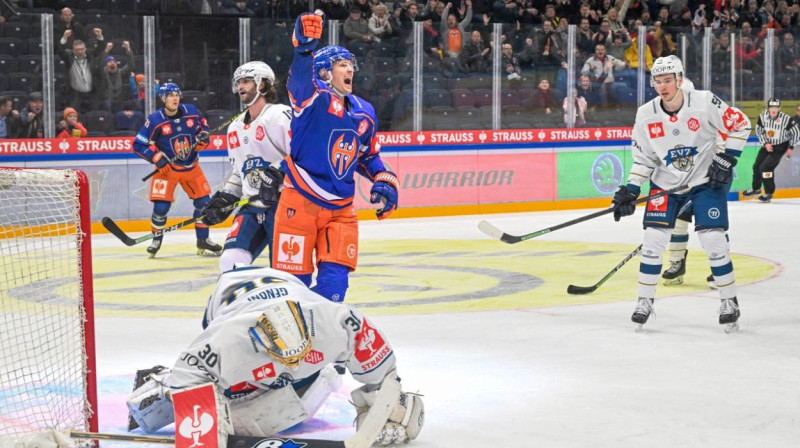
148;203;170;258
312;262;349;302
638;227;670;299
697;229;736;300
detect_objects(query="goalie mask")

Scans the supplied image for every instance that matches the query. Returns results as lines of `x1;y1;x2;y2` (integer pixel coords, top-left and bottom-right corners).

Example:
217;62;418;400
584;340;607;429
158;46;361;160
250;301;312;369
313;46;359;83
650;55;684;87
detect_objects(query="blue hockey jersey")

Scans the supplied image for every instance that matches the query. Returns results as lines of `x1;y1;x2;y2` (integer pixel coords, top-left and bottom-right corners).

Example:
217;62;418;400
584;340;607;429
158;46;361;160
133;104;209;172
284;51;387;209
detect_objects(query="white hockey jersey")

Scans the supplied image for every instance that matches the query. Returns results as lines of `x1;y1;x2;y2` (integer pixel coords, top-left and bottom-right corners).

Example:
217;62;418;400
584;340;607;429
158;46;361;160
223;103;292;208
628;89;751;190
165;267;396;398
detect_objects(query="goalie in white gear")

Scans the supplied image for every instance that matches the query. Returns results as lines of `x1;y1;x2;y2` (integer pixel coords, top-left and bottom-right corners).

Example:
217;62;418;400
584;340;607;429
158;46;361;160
610;55;751;332
201;61;293;273
127;267;424;445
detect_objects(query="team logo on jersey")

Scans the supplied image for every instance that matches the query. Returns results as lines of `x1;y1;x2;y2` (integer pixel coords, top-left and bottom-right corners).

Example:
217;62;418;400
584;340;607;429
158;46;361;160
357;119;369;136
663;145;698;171
228;131;241;149
328;97;344;118
304;350;324;364
591;153;624;194
162;123;172;135
186;119;194;129
354;318;391;372
252;362;277;380
722;107;748;132
646;191;668;212
172;135;193;159
687;118;700;132
328;130;359;180
256;125;265;141
648;122;664;138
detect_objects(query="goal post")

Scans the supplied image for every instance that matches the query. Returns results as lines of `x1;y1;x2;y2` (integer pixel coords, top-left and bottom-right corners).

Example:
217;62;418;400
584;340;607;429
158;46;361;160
0;167;98;445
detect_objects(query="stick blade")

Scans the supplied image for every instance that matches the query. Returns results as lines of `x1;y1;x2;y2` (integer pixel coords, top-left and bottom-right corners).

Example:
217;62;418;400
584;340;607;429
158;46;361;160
477;220;522;244
567;284;597;295
102;216;136;246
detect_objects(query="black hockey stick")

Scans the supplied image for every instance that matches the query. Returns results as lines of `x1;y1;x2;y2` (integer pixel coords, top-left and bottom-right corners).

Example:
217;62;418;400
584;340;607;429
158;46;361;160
478;179;707;244
141;110;246;182
70;431;346;447
567;244;642;295
102;196;253;246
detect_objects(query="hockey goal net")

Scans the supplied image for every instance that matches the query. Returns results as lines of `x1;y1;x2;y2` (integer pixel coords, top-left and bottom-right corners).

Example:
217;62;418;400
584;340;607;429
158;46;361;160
0;168;97;445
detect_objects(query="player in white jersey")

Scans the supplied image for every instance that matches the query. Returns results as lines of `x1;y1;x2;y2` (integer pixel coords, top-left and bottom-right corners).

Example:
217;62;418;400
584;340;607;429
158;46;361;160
126;266;424;445
201;61;292;272
610;55;751;332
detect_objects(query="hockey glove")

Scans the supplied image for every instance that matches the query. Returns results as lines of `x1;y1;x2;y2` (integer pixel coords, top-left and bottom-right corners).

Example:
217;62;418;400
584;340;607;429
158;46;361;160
292;11;324;52
255;166;285;206
611;184;640;221
706;152;737;189
352;383;424;445
202;191;239;226
194;129;210;151
370;171;399;220
152;152;170;172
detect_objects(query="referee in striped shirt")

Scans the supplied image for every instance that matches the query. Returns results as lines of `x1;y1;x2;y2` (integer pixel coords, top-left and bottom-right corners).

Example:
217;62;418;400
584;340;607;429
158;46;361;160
742;97;799;202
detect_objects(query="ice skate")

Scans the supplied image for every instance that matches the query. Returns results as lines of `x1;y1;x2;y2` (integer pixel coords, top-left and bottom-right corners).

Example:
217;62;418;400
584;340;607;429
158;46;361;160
757;193;772;203
719;297;740;333
146;238;162;259
197;237;222;256
707;273;717;290
632;297;655;332
662;250;687;285
741;189;760;197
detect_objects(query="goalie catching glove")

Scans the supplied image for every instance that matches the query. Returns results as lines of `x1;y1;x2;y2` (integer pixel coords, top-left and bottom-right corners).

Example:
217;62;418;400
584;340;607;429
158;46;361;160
707;152;737;189
292;10;324;52
202;191;239;226
611;184;640;221
351;382;424;445
370;171;399;220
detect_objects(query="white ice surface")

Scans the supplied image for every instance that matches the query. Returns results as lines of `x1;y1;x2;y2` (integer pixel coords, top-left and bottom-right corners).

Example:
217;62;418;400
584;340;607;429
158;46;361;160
95;199;800;448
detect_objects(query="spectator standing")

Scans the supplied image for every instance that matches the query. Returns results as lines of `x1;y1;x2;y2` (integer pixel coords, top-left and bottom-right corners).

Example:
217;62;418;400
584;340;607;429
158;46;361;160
581;43;628;105
440;1;473;60
57;107;88;139
460;30;491;72
53;7;85;48
57;28;105;113
778;32;799;73
501;42;522;82
368;4;393;42
96;41;136;112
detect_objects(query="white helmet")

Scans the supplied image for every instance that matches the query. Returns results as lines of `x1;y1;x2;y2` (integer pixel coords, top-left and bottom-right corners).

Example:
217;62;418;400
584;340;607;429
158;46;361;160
250;300;312;370
232;61;276;95
650;55;684;86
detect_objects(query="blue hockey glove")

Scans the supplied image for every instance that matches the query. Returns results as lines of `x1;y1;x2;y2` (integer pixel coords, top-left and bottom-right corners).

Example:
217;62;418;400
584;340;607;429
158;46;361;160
370;171;399;220
292;11;324;53
707;152;737;189
611;184;640;221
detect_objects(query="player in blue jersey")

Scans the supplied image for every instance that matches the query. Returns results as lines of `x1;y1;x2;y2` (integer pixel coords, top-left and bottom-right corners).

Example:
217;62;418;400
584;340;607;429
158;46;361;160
133;82;221;258
270;11;399;302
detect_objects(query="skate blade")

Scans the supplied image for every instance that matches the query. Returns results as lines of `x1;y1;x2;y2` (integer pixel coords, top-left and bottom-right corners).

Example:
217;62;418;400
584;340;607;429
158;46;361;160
662;277;684;286
634;323;644;333
148;252;156;259
724;322;739;333
197;248;222;257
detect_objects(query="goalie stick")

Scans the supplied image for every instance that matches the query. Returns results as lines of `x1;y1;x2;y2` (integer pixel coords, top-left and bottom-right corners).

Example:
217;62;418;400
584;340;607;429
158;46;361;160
102;195;253;246
567;244;642;295
478;179;707;244
142;110;247;182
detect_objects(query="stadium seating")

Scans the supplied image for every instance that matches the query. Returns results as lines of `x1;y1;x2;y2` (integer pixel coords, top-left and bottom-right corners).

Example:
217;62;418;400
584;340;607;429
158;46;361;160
83;110;114;135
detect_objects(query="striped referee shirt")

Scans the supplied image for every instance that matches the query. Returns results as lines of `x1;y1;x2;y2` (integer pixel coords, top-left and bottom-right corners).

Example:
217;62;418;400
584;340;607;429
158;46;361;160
756;110;799;146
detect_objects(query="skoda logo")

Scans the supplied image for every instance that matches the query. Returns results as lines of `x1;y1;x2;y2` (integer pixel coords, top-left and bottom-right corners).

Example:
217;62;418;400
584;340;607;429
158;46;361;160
592;153;624;194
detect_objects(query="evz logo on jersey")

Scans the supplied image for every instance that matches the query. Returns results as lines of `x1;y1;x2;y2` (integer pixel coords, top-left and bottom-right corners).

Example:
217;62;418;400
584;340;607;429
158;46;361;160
663;145;698;171
228;131;240;149
172;135;192;159
328;130;359;180
328;97;344;118
687;118;700;132
648;122;664;138
723;107;748;132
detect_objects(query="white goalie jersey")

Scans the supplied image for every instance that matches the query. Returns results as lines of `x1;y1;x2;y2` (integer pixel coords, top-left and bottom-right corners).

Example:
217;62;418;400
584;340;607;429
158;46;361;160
223;104;292;207
628;89;751;190
165;268;397;396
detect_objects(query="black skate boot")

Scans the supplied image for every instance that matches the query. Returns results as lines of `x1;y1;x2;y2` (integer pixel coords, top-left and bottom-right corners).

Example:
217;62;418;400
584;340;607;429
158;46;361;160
662;250;687;286
196;237;222;256
146;237;162;259
719;297;740;333
707;273;717;290
757;193;773;203
632;297;655;332
741;189;760;197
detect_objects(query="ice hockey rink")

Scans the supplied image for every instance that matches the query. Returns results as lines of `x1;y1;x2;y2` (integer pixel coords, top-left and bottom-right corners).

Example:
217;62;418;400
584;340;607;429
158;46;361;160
91;198;800;448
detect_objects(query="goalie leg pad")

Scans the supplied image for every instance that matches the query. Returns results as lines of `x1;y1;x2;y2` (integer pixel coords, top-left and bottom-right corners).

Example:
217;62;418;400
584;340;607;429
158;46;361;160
298;365;343;418
351;376;424;446
230;385;309;436
126;368;174;433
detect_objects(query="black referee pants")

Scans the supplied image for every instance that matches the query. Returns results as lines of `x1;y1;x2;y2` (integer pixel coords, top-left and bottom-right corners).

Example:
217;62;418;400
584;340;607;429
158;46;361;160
751;142;790;194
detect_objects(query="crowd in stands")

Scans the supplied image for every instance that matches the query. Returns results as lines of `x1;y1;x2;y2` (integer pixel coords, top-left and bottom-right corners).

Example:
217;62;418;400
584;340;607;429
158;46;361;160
0;0;798;136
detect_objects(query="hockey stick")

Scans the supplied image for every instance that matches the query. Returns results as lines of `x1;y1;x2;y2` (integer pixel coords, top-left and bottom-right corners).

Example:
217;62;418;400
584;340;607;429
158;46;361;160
141;110;246;182
567;244;642;295
478;178;708;244
102;195;253;246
